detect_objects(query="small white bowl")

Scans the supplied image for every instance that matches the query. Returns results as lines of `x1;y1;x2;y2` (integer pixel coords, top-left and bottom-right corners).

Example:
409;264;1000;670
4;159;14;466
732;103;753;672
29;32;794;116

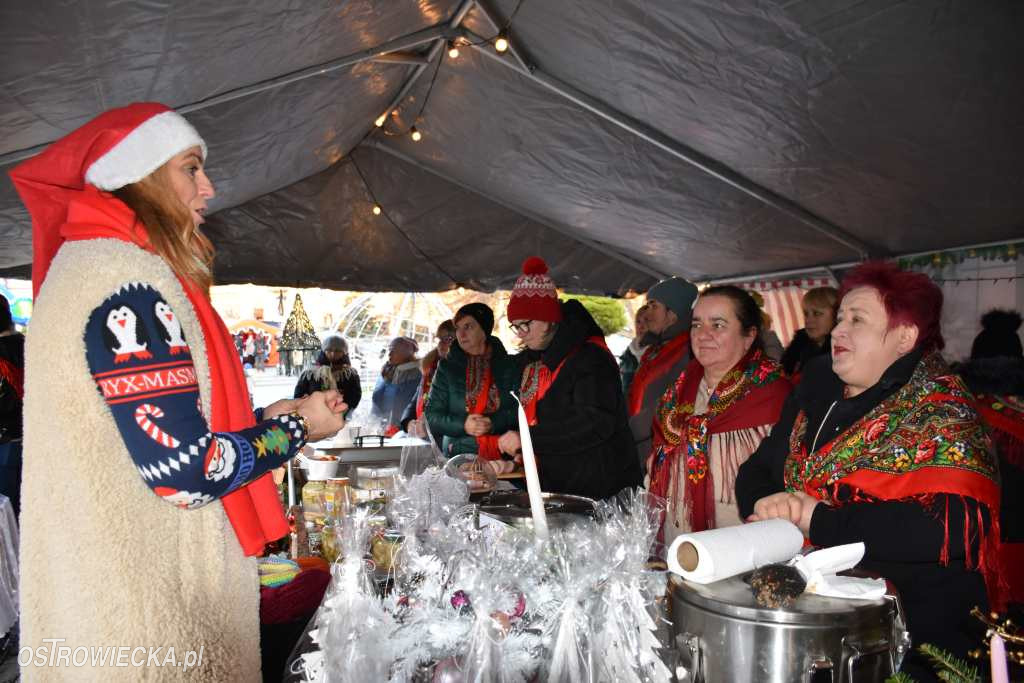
300;452;340;480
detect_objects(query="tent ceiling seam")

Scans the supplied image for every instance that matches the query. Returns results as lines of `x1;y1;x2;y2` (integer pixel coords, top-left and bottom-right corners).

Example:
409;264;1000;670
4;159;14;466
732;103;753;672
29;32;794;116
364;139;668;282
457;6;882;261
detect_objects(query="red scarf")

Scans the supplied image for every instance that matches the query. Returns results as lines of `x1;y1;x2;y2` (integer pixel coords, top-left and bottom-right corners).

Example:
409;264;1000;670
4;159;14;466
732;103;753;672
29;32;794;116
974;394;1024;467
520;336;609;426
465;350;501;459
627;332;690;417
415;356;440;420
0;358;23;401
785;353;1003;606
649;350;789;532
44;188;287;556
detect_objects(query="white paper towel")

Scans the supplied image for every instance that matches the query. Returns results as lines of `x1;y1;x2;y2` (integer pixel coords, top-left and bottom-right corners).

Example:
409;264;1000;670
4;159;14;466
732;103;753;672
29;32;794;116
667;519;804;584
793;543;888;600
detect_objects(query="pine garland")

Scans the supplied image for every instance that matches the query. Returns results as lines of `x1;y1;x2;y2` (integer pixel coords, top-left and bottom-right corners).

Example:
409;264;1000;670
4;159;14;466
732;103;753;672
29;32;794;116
919;643;980;683
278;293;321;351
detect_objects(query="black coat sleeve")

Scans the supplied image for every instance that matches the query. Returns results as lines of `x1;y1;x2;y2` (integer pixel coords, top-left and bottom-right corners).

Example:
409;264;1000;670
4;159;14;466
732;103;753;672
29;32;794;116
735;389;803;518
809;495;987;563
399;385;420;432
529;346;624;455
293;373;313;399
339;371;362;413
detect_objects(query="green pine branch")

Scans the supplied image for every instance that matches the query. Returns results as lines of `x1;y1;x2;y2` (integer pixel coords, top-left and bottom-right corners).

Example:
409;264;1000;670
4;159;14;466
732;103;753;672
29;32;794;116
919;643;980;683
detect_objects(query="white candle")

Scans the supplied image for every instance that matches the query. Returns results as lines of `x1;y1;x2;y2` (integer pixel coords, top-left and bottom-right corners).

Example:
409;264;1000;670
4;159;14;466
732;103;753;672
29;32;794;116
511;392;549;541
991;633;1009;683
286;459;296;509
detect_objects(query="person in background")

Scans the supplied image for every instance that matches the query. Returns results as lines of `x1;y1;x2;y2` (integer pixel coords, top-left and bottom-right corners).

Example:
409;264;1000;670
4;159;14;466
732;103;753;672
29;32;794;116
953;308;1024;606
647;286;790;542
0;295;24;516
424;304;518;460
497;257;642;499
9;102;346;679
401;319;455;438
372;336;421;434
627;277;699;473
619;303;650;395
748;291;784;361
735;263;1000;680
294;333;362;416
780;286;839;379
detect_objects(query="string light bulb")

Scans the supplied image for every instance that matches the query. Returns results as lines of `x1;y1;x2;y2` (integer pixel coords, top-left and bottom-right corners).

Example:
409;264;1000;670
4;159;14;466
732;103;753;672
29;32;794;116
374;114;386;127
410;126;422;142
494;30;509;53
372;205;382;216
447;41;460;59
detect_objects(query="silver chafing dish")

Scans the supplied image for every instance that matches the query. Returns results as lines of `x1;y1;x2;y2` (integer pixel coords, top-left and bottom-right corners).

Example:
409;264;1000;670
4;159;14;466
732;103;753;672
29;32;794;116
668;572;909;683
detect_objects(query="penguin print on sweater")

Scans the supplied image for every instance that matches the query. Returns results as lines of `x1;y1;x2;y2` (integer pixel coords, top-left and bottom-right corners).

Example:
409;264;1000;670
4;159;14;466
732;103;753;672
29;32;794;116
103;304;152;363
153;298;189;355
85;282;306;509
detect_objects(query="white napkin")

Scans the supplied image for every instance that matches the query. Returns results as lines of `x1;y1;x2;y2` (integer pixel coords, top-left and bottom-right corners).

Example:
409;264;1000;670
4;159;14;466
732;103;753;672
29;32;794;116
791;542;887;600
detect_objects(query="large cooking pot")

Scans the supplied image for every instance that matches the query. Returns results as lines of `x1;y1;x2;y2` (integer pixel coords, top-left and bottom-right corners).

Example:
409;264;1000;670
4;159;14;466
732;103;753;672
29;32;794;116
668;573;909;683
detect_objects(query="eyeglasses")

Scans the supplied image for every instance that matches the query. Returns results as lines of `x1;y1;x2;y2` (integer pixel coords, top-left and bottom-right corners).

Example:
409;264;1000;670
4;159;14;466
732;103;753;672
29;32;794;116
509;320;534;335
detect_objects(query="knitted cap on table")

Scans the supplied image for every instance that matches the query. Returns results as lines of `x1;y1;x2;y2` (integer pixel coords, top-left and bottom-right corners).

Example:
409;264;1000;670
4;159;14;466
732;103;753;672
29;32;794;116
507;257;563;323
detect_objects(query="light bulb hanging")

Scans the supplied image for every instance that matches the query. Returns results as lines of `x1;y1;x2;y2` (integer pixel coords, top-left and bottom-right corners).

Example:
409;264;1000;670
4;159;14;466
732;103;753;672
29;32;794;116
410;126;422;142
447;41;460;59
494;30;509;53
372;205;382;216
374;114;386;127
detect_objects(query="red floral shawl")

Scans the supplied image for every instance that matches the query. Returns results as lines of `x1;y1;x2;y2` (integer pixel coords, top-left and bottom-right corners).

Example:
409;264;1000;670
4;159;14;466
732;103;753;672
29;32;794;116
465;349;501;459
784;352;1002;605
649;349;790;532
626;332;690;417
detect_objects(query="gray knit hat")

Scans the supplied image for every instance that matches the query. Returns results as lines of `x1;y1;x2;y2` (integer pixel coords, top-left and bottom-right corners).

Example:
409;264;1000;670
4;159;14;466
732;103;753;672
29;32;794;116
646;277;698;319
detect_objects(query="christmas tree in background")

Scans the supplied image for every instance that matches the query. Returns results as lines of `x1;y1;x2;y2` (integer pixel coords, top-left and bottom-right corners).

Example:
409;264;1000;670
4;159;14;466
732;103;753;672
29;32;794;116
279;293;321;374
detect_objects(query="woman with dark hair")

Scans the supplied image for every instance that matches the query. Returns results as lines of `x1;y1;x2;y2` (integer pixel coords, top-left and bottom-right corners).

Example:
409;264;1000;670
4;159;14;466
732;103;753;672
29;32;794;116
9;103;346;679
424;304;517;459
294;333;362;415
780;286;839;379
736;263;1000;680
647;286;790;541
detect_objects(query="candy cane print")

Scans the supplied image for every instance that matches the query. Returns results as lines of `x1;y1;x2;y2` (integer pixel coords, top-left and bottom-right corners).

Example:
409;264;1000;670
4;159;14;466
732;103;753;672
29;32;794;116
134;403;181;448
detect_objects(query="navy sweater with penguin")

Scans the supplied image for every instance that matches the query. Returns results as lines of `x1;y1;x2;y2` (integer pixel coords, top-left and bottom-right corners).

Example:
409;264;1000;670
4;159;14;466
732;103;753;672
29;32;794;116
84;282;304;509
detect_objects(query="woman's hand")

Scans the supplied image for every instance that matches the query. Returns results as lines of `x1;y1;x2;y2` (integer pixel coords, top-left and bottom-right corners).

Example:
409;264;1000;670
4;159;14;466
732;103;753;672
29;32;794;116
464;414;492;436
263;397;301;420
296;391;347;441
748;491;823;535
498;430;521;455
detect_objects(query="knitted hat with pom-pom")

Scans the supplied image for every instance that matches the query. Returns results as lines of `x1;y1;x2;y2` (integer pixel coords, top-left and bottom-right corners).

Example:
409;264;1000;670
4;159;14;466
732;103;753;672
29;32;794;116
507;257;563;323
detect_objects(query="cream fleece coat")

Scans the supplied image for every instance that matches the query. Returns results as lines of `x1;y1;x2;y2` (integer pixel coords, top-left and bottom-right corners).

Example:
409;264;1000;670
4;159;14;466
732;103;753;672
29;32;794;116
20;239;260;681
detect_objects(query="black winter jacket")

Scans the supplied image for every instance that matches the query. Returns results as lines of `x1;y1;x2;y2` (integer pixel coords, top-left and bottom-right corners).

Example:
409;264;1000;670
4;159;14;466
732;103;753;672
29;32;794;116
516;300;642;500
0;333;24;443
735;351;989;679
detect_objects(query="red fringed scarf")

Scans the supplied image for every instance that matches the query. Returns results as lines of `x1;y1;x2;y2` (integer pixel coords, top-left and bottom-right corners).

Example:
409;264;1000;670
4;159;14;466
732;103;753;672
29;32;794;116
45;189;288;556
649;349;789;533
520;336;608;426
626;332;689;417
465;349;501;459
415;356;440;420
784;352;1004;608
974;393;1024;467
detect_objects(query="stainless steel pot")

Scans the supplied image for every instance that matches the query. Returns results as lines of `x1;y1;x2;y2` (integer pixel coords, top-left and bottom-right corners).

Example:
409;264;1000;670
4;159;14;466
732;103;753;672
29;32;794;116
668;573;909;683
474;491;596;532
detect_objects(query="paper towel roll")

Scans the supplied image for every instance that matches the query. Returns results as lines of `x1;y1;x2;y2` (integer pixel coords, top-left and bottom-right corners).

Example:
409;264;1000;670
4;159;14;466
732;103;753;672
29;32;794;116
667;519;804;584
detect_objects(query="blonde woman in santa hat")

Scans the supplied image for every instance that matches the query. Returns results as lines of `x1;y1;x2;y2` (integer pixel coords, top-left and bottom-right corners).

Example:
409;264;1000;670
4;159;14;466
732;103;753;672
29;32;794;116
9;103;346;680
496;257;642;500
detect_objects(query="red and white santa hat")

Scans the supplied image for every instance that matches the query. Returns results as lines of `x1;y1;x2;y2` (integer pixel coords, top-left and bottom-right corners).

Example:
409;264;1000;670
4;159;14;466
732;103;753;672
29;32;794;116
507;256;563;323
9;102;206;295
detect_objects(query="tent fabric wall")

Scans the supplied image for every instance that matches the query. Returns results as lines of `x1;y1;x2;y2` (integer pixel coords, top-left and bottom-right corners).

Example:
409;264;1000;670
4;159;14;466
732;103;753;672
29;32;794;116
1;1;1023;290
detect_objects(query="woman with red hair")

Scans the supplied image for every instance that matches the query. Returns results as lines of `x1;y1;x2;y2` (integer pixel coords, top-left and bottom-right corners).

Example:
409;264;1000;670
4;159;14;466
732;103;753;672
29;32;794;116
736;262;1000;680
